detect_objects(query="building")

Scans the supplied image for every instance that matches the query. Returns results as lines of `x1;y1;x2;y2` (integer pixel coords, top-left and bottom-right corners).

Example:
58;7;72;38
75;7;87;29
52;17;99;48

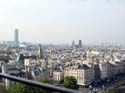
30;66;49;80
99;62;108;80
40;59;48;70
115;61;125;75
38;44;43;59
78;40;82;48
92;64;101;81
64;64;93;86
107;61;125;79
14;29;19;46
53;71;64;83
107;61;117;79
48;63;54;77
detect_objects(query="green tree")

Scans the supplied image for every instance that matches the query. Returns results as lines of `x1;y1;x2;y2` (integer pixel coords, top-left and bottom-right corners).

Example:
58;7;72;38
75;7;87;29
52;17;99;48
9;78;52;93
64;76;78;89
9;83;25;93
0;84;7;93
39;78;52;84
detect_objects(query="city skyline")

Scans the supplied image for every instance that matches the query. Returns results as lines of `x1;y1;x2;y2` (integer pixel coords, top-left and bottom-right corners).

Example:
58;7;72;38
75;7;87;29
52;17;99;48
0;0;125;45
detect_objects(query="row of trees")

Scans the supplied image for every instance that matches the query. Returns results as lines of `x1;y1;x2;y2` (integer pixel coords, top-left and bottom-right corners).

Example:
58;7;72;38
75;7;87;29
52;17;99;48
9;79;52;93
8;76;78;93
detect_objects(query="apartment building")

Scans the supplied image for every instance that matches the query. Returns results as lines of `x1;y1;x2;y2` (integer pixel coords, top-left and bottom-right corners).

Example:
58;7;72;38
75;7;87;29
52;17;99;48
64;64;93;86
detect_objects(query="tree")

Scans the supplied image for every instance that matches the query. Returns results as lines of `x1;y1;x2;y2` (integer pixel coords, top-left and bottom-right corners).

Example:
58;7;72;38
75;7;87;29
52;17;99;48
0;84;7;93
39;78;52;84
9;78;52;93
64;76;78;89
9;83;25;93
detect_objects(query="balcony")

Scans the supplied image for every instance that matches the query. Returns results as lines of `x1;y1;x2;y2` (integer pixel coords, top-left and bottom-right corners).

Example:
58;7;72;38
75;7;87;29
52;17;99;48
0;73;77;93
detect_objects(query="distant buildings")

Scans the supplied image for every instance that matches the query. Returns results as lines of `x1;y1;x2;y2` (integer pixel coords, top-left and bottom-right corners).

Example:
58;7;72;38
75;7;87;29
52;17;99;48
71;40;82;48
0;39;125;90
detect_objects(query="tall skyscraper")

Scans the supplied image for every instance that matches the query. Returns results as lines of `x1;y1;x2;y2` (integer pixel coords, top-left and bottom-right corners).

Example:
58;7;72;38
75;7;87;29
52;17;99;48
38;44;43;59
14;29;19;46
79;40;82;48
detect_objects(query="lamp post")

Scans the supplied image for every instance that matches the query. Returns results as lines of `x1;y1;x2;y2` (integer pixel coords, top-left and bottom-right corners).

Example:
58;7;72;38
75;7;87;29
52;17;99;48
89;85;93;93
102;85;105;91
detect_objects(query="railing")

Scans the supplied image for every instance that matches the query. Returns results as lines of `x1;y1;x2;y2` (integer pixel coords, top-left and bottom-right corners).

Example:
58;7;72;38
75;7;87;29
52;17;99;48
0;73;77;93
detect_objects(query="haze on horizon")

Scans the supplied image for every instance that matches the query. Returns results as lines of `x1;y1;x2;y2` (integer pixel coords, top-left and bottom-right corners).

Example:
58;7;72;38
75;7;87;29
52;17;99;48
0;0;125;45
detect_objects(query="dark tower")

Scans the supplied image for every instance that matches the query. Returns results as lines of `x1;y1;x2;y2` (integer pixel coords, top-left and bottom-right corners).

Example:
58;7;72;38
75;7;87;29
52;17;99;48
38;44;43;59
78;40;82;48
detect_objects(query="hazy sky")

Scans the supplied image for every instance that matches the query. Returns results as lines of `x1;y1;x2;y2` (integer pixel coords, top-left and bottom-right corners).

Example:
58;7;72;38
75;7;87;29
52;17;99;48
0;0;125;45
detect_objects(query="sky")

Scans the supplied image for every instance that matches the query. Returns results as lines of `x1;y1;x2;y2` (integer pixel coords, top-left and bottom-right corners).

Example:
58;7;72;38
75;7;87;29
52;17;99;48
0;0;125;45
